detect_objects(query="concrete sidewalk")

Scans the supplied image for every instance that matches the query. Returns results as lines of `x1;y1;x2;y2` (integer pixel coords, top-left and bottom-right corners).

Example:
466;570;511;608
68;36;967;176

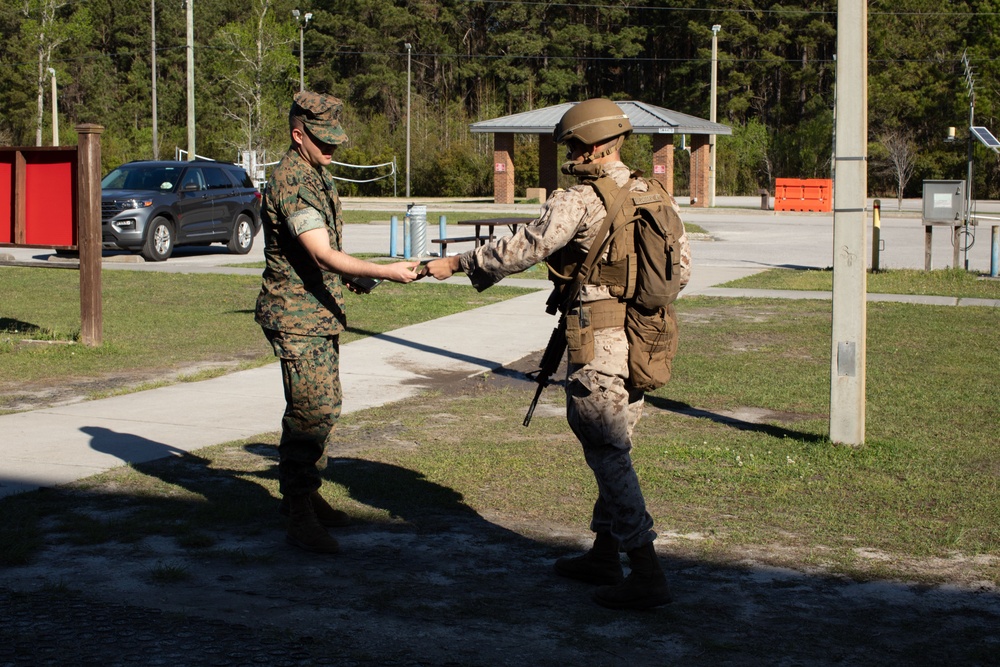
0;286;556;498
4;272;995;498
3;205;998;499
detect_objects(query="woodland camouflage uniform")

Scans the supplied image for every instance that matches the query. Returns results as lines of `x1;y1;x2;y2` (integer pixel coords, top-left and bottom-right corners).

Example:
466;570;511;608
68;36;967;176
255;92;351;549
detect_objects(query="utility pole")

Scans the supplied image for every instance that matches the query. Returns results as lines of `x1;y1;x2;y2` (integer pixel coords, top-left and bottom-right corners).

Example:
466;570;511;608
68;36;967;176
961;52;976;237
185;0;195;161
48;68;58;146
292;10;312;92
151;0;158;159
829;0;868;445
709;24;720;207
405;42;412;199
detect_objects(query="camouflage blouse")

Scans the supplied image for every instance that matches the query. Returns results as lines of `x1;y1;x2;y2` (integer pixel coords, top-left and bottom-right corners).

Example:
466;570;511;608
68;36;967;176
255;149;346;336
460;161;691;300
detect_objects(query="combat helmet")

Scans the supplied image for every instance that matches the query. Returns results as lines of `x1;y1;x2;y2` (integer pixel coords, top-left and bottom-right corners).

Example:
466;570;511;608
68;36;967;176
553;98;632;146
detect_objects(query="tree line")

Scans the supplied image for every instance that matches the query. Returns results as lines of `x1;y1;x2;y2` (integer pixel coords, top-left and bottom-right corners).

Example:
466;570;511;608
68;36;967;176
2;0;998;200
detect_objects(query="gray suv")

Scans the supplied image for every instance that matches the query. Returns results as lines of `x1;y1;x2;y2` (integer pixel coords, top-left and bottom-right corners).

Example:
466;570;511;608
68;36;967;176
101;160;262;261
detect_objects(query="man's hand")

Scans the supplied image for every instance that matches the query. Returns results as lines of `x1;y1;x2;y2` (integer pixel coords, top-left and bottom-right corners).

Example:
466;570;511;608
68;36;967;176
381;261;422;283
425;256;462;280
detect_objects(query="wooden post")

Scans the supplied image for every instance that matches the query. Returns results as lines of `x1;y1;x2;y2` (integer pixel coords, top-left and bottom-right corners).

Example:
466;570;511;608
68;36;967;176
952;225;961;269
76;124;104;347
925;225;933;271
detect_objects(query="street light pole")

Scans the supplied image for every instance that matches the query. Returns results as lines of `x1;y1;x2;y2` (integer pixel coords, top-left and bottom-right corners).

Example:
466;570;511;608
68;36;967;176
405;42;412;199
185;0;195;161
709;24;721;207
47;67;58;146
293;10;312;92
151;0;158;159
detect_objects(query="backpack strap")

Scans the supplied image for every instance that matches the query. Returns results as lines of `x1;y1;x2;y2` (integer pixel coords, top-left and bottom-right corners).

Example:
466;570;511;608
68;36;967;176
560;176;634;310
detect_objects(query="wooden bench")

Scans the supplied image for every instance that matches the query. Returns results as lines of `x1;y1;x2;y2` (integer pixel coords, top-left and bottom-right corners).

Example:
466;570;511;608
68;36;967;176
431;235;486;257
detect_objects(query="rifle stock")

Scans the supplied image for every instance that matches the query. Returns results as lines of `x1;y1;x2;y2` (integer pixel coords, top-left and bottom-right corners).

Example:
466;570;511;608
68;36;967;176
523;319;567;427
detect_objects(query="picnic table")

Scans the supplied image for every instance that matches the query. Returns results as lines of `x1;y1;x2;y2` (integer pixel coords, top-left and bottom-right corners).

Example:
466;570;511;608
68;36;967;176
433;216;536;256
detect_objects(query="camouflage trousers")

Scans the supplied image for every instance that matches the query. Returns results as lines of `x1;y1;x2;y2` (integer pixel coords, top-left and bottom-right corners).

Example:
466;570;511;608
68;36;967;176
566;326;655;552
264;329;342;497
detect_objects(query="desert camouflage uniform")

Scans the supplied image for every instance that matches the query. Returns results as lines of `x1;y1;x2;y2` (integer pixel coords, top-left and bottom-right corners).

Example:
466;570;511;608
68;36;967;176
460;161;691;551
256;147;346;497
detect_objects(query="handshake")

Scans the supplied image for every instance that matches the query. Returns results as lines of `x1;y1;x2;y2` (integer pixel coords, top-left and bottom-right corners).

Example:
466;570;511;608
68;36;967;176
344;255;462;293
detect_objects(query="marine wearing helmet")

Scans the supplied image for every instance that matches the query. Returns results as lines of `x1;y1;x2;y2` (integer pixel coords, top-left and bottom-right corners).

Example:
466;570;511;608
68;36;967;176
553;98;633;163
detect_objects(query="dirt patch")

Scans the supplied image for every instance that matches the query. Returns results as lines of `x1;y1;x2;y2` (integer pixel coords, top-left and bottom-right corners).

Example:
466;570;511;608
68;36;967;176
1;356;998;665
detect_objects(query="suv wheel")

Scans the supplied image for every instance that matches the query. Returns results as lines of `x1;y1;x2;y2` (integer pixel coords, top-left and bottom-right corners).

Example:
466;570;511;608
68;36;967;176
141;216;174;261
227;213;255;255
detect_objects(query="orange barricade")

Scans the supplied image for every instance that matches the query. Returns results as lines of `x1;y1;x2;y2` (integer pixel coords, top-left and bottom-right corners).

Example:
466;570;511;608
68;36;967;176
773;178;833;212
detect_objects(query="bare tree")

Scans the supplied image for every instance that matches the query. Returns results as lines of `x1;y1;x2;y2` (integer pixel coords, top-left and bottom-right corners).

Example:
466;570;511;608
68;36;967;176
214;0;296;164
20;0;89;146
879;129;918;211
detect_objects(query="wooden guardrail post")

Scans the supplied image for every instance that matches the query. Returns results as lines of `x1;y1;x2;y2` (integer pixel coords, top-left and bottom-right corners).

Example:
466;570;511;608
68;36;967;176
76;124;104;347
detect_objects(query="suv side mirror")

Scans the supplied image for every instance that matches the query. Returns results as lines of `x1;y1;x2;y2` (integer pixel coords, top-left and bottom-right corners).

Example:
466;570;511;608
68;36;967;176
182;182;200;191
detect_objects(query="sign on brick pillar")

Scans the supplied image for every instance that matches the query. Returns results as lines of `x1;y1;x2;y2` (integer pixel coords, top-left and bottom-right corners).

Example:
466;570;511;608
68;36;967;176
689;135;710;207
652;134;675;196
493;133;515;204
538;134;558;197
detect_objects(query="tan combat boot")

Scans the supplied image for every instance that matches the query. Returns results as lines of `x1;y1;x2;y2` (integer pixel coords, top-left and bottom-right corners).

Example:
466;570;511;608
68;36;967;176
279;491;351;528
284;493;340;554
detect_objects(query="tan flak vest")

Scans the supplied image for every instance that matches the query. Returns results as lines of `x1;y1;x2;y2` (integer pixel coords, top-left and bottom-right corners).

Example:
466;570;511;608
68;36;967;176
547;166;685;390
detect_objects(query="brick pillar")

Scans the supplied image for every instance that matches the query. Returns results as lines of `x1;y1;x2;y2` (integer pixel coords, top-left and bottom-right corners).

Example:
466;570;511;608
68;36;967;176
538;134;558;198
652;134;675;196
689;134;710;208
493;133;515;204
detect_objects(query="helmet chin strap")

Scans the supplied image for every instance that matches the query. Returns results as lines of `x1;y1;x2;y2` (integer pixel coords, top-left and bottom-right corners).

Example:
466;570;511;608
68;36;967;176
560;161;605;179
560;134;625;178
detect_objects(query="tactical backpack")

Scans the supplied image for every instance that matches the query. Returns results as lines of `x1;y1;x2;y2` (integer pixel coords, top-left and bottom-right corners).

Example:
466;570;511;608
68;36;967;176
549;172;685;391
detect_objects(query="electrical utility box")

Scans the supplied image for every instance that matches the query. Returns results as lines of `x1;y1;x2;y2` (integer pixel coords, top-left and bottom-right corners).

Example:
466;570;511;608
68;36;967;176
921;180;966;224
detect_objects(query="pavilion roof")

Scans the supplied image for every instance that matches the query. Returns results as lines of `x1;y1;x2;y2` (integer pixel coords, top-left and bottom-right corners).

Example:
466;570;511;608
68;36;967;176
469;101;732;136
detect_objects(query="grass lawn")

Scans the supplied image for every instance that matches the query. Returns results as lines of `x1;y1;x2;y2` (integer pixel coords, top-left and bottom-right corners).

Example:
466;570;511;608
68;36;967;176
722;267;1000;299
0;266;532;410
317;295;998;583
1;267;997;587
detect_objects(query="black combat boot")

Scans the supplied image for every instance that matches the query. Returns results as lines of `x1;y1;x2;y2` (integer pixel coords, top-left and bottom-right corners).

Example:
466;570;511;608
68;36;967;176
592;542;671;610
280;490;351;528
284;494;341;554
554;532;624;585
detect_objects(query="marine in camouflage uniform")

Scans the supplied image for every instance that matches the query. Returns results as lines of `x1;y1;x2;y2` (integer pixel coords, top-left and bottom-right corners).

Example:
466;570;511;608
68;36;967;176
256;91;420;554
426;99;690;610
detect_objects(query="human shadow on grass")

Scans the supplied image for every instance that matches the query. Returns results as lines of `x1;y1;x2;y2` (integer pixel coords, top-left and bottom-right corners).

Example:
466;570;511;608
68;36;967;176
321;456;535;540
645;396;827;443
0;317;43;335
79;426;279;528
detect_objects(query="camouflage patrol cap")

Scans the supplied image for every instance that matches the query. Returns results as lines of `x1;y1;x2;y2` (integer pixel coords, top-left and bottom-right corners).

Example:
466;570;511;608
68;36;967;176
290;91;348;145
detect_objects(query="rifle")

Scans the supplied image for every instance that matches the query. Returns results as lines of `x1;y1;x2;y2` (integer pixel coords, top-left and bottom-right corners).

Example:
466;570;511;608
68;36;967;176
523;316;567;427
522;176;635;427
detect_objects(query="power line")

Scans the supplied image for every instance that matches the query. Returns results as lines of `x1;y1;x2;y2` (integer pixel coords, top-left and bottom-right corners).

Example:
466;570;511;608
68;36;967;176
460;0;1000;18
9;44;978;70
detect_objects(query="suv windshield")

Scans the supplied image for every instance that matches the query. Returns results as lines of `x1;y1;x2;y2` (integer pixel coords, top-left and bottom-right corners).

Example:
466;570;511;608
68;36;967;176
101;165;185;192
